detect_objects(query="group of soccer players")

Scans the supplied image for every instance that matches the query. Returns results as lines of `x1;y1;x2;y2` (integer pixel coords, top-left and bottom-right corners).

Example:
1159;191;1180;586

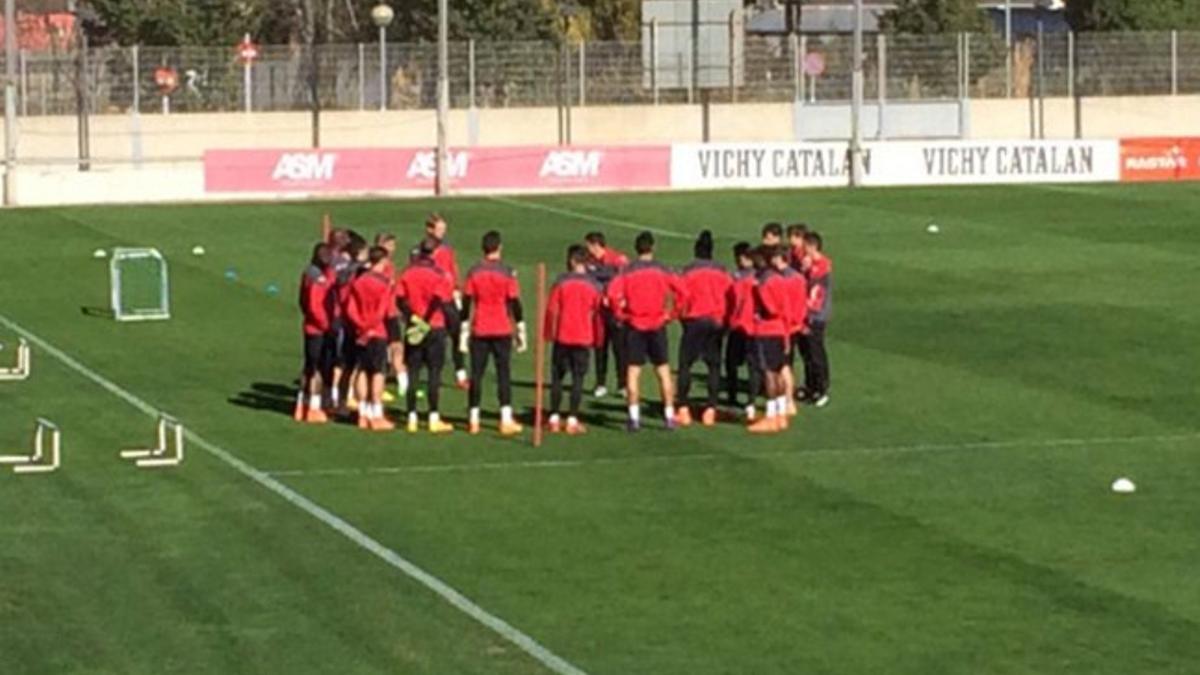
296;215;832;436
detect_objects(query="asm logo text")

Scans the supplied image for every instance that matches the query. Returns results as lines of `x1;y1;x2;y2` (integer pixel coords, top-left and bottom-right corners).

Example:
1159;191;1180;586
407;151;469;180
540;150;602;178
272;153;337;182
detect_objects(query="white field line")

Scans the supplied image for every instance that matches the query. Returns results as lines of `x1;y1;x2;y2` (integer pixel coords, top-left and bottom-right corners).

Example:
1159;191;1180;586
488;195;692;239
0;313;588;675
264;432;1200;479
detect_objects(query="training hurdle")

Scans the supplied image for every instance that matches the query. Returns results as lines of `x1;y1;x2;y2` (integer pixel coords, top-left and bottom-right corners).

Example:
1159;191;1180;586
0;338;30;381
120;415;185;468
0;418;61;474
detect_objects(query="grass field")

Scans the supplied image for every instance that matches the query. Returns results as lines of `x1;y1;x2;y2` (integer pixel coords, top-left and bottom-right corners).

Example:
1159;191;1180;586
2;183;1199;674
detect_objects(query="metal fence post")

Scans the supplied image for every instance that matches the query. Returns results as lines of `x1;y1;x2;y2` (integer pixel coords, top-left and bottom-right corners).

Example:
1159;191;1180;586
18;48;26;116
650;19;659;104
1171;30;1178;95
728;10;736;103
956;33;964;101
578;40;586;106
963;32;971;97
357;43;366;110
130;44;143;167
877;33;886;139
800;35;807;102
468;39;476;108
1067;32;1074;99
243;59;253;112
378;28;387;111
789;32;799;101
131;44;139;111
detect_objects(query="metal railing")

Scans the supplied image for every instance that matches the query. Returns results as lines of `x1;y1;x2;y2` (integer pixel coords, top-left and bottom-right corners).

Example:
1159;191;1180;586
7;30;1200;116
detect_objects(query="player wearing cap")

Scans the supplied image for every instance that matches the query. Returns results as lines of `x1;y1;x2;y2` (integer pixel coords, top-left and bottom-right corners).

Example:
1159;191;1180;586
544;245;604;435
584;231;629;399
346;246;398;431
606;231;682;432
461;230;526;436
674;230;731;428
296;242;335;424
397;238;460;434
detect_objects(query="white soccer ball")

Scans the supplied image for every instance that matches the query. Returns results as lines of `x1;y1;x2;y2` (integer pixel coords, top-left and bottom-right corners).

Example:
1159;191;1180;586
92;248;108;259
1111;477;1136;494
192;245;206;256
926;224;941;235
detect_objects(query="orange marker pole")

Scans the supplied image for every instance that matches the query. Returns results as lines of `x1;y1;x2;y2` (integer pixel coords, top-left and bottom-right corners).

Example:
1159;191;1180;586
532;262;547;448
321;212;332;242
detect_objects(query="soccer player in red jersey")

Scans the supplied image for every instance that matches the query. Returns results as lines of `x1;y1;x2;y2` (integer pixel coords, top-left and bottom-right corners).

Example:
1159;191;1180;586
798;231;833;408
606;231;682;432
674;231;732;428
747;246;793;434
584;231;629;398
346;246;398;431
761;222;784;249
778;250;809;418
544;245;604;435
330;233;368;413
397;238;460;434
786;223;809;271
461;230;526;436
421;213;469;390
296;242;335;424
724;241;761;420
375;232;408;401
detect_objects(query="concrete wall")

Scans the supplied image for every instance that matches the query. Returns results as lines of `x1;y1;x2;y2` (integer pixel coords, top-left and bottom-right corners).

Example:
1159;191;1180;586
5;96;1199;166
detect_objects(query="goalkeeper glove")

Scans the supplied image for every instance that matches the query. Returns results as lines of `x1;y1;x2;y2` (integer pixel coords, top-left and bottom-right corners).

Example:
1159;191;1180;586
459;322;472;354
406;316;431;346
514;321;528;353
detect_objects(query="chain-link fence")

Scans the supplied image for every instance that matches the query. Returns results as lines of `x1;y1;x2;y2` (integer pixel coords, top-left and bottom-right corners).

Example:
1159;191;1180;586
7;30;1200;116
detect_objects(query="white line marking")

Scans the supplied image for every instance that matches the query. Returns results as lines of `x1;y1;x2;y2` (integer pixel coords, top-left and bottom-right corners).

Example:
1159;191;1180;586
488;195;691;239
264;432;1200;479
0;313;588;675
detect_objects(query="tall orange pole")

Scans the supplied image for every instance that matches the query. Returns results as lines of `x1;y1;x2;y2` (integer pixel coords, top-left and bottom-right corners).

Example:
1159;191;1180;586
532;262;547;447
321;212;332;242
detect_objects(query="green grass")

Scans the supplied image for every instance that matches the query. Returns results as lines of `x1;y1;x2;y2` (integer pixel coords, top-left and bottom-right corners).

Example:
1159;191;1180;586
2;183;1199;674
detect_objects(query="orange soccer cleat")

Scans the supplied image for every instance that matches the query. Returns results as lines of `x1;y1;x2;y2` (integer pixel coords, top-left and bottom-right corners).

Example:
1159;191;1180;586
468;420;482;435
777;414;790;431
293;400;306;422
305;407;329;425
747;417;781;434
675;407;693;427
357;413;371;430
499;421;525;437
566;421;588;435
700;407;717;427
371;416;396;432
547;417;562;434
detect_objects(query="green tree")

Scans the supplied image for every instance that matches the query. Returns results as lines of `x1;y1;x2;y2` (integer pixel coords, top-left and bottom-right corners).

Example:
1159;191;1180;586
1065;0;1200;31
878;0;991;34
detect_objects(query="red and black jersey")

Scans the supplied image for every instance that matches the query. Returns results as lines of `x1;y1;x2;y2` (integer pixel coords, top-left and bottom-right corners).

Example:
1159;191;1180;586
545;271;604;347
678;259;732;326
780;267;809;335
464;260;520;338
347;271;393;343
606;260;681;332
587;247;629;288
299;264;335;336
789;244;806;273
421;239;459;289
727;268;757;334
806;255;833;324
752;269;791;338
396;258;455;329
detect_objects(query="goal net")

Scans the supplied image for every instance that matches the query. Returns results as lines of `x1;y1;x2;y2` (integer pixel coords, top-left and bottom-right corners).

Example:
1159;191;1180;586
110;248;171;322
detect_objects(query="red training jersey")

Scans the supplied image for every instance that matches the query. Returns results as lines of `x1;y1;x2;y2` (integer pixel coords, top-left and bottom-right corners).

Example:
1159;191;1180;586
781;267;809;335
545;272;604;347
587;247;630;289
347;271;393;343
397;258;455;329
678;259;732;326
606;260;681;332
464;260;520;338
806;255;833;324
789;244;806;273
299;264;334;336
752;270;791;338
727;268;757;334
430;240;460;289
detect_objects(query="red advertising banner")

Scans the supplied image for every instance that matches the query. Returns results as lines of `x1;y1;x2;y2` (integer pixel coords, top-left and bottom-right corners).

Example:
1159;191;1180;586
203;146;670;194
1119;138;1200;182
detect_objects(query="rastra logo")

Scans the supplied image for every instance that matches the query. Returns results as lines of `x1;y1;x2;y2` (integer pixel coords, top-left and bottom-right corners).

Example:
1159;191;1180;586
272;153;337;181
1125;145;1188;170
407;151;469;179
540;150;602;178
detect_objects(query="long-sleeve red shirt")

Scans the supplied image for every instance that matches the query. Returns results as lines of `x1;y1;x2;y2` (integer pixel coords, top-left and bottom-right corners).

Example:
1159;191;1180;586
299;264;334;336
678;259;732;325
752;270;791;338
727;269;756;334
430;240;460;289
781;267;809;335
397;259;455;329
544;272;604;347
347;271;394;343
606;259;682;332
464;260;520;337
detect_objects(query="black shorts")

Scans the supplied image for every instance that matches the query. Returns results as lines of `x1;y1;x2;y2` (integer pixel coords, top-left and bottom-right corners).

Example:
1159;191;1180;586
339;326;359;369
386;316;402;344
303;333;334;374
358;338;389;375
753;336;787;373
624;327;669;367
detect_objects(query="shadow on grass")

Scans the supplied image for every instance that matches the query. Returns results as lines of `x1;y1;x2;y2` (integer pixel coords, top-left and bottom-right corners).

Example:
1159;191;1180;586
80;306;114;319
229;382;295;418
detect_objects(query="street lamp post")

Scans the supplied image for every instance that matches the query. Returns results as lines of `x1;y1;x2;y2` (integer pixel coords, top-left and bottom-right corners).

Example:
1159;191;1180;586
371;3;395;111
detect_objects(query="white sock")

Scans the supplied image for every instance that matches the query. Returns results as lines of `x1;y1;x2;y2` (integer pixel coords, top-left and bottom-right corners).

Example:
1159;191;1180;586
567;415;579;428
374;403;384;419
664;405;676;421
408;412;418;426
357;400;367;417
456;369;468;382
331;386;340;407
628;404;640;423
766;400;778;418
430;412;441;425
469;407;481;426
549;413;561;426
500;405;513;424
296;391;305;407
397;371;409;396
309;394;321;409
745;405;757;420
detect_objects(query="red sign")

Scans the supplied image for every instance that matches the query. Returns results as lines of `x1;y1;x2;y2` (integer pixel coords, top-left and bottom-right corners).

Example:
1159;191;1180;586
803;52;826;77
1120;138;1200;182
153;67;179;95
237;38;260;64
203;146;671;194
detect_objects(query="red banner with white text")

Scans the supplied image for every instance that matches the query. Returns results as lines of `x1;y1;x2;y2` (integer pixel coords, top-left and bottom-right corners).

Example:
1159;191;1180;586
1119;138;1200;182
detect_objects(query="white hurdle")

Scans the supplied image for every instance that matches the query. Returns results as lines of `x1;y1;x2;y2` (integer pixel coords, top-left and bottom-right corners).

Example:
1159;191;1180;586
120;415;185;468
0;418;61;474
0;338;31;381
